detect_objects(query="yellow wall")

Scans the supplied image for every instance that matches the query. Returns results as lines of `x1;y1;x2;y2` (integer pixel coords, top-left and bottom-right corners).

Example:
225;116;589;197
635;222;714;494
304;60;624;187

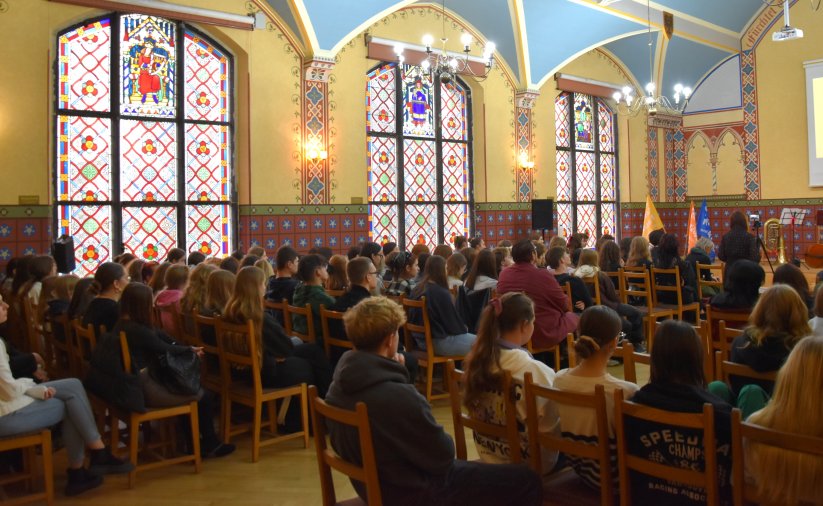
687;134;712;196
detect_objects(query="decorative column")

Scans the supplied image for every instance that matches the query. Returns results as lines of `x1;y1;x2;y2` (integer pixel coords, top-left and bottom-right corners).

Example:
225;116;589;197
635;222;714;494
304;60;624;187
302;57;335;205
664;129;675;202
646;123;660;201
673;127;687;202
741;49;762;200
515;89;539;202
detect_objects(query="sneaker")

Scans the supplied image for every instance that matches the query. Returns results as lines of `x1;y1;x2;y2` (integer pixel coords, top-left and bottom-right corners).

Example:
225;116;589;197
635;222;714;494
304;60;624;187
65;467;103;496
88;449;134;475
201;442;236;459
633;343;648;353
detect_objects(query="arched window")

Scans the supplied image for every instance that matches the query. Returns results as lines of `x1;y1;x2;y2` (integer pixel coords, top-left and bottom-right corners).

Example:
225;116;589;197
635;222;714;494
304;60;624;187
554;92;617;247
56;14;234;274
366;63;472;249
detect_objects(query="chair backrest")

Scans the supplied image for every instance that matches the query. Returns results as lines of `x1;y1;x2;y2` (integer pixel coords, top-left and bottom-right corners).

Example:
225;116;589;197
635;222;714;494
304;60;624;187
603;269;625;303
614;342;650;384
705;305;749;346
696;264;723;300
284;303;316;344
21;297;41;355
523;373;613;505
53;312;77;375
308;385;382;506
263;298;288;322
118;331;133;374
446;360;520;463
319;304;352;358
559;282;573;312
325;289;345;298
401;296;430;354
623;269;654;310
71;319;97;376
526;332;575;370
192;312;221;375
730;408;823;506
715;351;777;386
650;266;683;307
622;265;648;272
215;318;262;396
580;275;602;305
613;389;719;506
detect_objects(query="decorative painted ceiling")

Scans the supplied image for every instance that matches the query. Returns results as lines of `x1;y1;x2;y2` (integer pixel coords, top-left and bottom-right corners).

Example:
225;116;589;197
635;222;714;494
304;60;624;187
264;0;770;94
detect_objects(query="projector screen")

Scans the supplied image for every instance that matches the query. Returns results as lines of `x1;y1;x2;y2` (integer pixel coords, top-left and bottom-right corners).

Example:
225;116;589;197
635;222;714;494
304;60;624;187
806;59;823;185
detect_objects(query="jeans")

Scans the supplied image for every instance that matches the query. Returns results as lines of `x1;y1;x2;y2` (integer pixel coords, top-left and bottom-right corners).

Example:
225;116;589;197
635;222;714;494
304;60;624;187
0;378;100;465
417;333;476;357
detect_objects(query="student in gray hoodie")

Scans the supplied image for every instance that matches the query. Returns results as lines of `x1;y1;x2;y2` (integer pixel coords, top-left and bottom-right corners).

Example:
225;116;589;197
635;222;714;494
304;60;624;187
325;297;542;506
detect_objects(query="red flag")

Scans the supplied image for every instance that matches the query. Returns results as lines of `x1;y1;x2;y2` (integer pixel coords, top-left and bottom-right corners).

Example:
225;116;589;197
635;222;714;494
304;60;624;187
687;201;697;251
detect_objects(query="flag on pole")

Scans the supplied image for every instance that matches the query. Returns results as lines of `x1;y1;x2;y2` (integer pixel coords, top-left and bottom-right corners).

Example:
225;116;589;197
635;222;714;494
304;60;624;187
642;195;665;239
696;199;714;260
687;201;697;251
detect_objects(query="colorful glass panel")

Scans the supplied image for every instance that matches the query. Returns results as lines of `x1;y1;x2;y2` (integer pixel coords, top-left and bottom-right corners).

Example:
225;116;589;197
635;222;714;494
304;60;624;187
600;154;615;200
184;123;229;201
120;120;177;202
597;100;614;152
369;205;398;245
573;93;594;151
556;151;572;201
442;142;467;201
120;14;176;117
58;18;111;112
440;81;467;141
600;203;616;237
58;205;111;276
122;206;177;261
555;93;570;148
404;204;438;247
401;66;434;138
367;136;398;202
403;140;436;201
575;152;596;201
57;116;112;202
367;64;396;134
186;204;230;257
577;205;597;247
443;204;468;245
556;203;572;238
183;31;229;123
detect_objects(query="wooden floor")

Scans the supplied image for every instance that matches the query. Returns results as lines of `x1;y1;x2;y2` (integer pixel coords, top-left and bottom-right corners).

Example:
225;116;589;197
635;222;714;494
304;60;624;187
5;364;649;505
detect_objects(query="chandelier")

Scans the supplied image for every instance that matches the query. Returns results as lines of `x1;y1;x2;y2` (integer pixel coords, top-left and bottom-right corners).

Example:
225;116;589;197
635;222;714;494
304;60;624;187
612;0;691;116
392;0;495;83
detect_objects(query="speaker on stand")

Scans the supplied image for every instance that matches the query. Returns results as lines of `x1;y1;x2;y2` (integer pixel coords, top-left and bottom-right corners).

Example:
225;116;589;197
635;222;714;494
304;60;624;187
531;199;554;241
52;235;76;274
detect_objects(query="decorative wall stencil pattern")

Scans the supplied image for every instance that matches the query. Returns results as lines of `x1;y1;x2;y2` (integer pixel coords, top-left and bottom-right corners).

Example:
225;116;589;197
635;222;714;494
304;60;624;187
647;124;659;201
740;49;762;200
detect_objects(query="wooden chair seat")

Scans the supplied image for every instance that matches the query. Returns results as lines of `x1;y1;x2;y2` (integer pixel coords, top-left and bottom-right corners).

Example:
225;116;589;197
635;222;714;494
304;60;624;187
0;430;53;506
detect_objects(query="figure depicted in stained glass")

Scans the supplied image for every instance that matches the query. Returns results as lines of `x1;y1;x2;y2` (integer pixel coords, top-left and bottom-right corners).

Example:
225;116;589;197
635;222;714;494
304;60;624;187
409;79;429;127
129;37;169;104
121;16;176;116
574;98;593;146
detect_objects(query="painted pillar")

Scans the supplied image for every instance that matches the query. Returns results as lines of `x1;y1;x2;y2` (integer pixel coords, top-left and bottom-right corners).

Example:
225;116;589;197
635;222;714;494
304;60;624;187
302;57;335;205
515;89;539;202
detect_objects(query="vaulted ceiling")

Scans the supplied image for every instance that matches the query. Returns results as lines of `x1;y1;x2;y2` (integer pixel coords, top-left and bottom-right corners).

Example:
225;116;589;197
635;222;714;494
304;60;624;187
265;0;769;94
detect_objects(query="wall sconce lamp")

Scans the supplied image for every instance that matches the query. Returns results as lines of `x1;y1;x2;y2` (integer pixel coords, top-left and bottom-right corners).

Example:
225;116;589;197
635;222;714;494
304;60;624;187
519;152;534;170
306;144;328;162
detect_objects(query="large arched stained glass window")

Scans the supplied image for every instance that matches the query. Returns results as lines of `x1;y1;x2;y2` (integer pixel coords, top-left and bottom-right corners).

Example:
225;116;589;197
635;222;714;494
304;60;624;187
555;92;617;248
366;63;472;248
56;14;233;274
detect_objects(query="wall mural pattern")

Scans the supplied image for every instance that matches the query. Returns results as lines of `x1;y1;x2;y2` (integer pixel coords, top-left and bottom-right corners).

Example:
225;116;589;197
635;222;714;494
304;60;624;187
647;124;659;201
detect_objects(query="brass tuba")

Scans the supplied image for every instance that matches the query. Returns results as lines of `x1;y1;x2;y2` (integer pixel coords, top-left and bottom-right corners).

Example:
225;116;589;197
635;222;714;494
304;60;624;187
763;218;787;264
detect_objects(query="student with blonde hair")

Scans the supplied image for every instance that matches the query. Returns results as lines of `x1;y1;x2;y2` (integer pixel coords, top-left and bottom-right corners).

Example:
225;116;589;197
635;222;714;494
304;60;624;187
625;236;652;270
745;335;823;505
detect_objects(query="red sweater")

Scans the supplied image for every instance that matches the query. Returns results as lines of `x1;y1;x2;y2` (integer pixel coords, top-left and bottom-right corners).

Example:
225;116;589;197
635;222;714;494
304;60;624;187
497;262;579;347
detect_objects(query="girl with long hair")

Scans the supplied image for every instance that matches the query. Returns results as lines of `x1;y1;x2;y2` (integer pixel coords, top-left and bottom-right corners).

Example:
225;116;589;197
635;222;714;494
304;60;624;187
325;254;349;292
465;249;498;292
463;293;559;470
385;251;418;296
446;252;467;289
82;262;129;334
773;263;813;315
180;263;217;316
652;233;697;306
626;236;652;270
410;255;476;356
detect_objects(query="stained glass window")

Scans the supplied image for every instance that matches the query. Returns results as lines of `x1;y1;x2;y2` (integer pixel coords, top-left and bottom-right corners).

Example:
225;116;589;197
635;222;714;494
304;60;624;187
367;64;472;248
555;93;617;246
56;14;234;272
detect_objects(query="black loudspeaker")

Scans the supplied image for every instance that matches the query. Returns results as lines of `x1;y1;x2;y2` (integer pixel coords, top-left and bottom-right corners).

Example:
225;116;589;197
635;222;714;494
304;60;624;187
52;235;76;274
531;199;554;230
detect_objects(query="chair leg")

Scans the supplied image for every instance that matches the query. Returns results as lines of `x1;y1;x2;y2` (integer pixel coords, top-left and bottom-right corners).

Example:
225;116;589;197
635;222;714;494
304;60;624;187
189;402;202;473
42;432;54;506
22;446;33;491
300;385;309;449
222;399;232;444
128;420;140;489
267;400;277;434
426;363;434;402
252;404;262;463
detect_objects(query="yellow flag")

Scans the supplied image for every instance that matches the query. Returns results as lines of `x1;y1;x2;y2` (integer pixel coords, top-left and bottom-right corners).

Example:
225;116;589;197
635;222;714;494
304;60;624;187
687;201;697;250
642;195;665;239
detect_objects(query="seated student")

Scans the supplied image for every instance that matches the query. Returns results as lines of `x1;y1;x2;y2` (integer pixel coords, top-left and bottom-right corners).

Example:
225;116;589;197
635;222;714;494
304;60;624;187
327;297;542;506
197;269;235;348
432;244;453;259
773;263;814;316
597;239;623;274
292;254;335;350
112;283;234;458
810;285;823;334
67;277;96;321
414;253;430;285
553;306;638;489
652;233;697;307
493;246;514;274
148;262;172;294
446;252;467;289
39;274;79;343
463;293;559;471
385;251;418;297
410;255;476;356
464;249;498;292
219;256;239;274
546;246;590;311
0;296;133;496
180;263;217;317
325;255;349;292
22;255;56;304
155;264;190;334
745;335;823;505
627;320;732;505
83;262;129;334
625;236;653;271
575;250;645;350
266;245;300;307
359;242;386;285
710;259;764;312
685;237;719;298
166;247;186;265
708;284;809;417
187;251;206;267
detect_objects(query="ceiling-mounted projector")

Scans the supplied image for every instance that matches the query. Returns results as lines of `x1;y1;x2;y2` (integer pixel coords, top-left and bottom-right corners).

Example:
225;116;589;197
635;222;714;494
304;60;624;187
773;0;804;41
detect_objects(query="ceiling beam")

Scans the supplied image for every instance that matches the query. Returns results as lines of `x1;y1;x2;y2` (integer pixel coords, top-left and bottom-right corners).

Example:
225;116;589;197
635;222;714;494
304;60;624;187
510;0;531;88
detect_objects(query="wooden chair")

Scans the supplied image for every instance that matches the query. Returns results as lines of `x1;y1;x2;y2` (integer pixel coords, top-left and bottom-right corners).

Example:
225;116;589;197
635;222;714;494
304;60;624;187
0;430;54;506
112;332;201;488
215;318;309;462
70;319;97;378
446;360;520;463
308;386;381;506
650;266;701;322
560;282;573;311
401;297;463;402
614;389;719;506
283;303;317;344
696;264;724;300
526;332;575;370
523;374;614;506
715;351;777;388
603;269;625;303
613;342;650;385
319;305;353;358
581;275;602;305
21;297;42;357
730;408;823;506
191;312;226;438
51;313;76;377
623;270;675;351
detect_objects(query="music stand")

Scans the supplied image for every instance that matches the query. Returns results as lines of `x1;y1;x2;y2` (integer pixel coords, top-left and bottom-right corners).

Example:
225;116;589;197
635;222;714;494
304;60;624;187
780;208;807;266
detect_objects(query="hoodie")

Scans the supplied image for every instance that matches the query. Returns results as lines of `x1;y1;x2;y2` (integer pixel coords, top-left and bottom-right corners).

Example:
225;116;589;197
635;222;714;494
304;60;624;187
325;350;454;500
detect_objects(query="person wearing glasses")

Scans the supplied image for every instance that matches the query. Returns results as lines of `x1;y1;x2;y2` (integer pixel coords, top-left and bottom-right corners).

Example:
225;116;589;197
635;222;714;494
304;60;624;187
360;242;386;286
552;305;639;491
